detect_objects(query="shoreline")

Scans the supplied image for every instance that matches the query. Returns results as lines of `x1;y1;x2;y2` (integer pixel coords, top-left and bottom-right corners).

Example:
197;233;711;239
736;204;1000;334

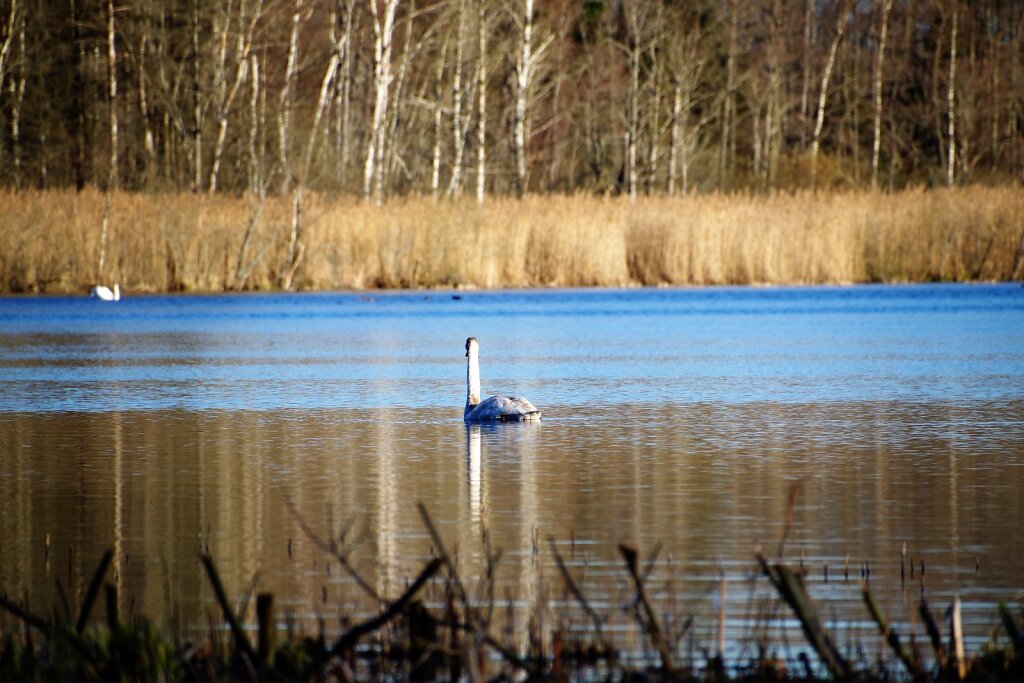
2;186;1022;294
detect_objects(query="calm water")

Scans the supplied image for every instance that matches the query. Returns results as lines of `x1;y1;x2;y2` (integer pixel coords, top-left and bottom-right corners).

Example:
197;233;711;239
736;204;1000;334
1;285;1023;667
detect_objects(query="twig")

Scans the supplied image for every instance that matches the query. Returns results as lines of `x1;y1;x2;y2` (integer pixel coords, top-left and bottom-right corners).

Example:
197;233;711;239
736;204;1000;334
284;494;381;603
312;557;443;674
757;551;851;679
198;551;263;672
548;536;607;644
619;543;675;674
76;548;113;632
862;582;919;677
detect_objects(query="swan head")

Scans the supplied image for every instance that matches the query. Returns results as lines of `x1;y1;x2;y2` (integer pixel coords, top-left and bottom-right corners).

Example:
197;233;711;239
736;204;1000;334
465;336;478;358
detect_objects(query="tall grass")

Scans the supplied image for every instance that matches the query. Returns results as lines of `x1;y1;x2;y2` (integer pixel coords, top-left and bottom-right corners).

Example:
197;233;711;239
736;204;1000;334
1;186;1022;293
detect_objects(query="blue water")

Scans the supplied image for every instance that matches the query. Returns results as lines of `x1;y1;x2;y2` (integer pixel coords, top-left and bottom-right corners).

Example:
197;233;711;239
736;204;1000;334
2;283;1024;666
1;284;1022;412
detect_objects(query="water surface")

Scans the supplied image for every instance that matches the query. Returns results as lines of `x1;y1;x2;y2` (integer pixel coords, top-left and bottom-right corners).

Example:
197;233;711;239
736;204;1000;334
1;285;1022;666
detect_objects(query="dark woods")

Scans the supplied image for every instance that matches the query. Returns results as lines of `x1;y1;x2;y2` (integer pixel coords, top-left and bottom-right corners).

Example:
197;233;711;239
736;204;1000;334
1;0;1022;200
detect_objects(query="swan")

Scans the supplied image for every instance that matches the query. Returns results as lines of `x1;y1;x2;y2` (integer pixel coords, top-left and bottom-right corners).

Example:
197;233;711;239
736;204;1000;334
464;337;541;422
90;283;121;301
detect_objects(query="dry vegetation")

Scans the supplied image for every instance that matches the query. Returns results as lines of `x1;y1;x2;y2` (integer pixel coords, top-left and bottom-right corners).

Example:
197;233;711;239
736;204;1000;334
1;186;1022;293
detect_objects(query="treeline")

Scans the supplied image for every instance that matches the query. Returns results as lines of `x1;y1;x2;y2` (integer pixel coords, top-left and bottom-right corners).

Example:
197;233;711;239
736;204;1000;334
1;0;1022;201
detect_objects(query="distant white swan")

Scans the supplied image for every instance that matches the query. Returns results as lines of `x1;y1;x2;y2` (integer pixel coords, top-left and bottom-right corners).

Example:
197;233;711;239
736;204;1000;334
91;283;121;301
464;337;541;422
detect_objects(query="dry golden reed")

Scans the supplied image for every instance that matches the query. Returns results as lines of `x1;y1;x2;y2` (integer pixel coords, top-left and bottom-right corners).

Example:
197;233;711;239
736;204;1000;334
1;186;1021;293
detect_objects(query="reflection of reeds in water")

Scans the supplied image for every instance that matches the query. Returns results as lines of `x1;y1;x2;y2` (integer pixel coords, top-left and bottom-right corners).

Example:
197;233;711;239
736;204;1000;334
2;187;1023;292
2;504;1022;681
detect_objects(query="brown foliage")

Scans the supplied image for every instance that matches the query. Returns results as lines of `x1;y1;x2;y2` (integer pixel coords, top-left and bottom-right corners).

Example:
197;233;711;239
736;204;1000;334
1;187;1022;293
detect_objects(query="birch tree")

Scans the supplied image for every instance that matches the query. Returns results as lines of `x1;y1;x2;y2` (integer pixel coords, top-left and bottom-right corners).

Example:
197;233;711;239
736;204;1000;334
98;0;118;276
278;0;305;194
135;31;156;186
430;36;447;197
331;0;356;189
623;0;645;200
474;0;486;204
871;0;894;189
281;52;340;289
810;0;854;187
0;0;19;99
208;0;263;194
511;0;550;196
946;6;958;187
363;0;401;205
446;0;467;196
666;24;703;197
234;53;265;288
8;5;25;188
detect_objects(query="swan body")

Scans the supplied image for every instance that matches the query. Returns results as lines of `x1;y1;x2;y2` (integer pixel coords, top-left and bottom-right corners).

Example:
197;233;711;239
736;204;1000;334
464;337;541;422
91;283;121;301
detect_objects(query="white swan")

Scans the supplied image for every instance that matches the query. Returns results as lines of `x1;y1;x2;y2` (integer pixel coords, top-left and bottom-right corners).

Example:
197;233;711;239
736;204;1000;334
464;337;541;422
90;283;121;301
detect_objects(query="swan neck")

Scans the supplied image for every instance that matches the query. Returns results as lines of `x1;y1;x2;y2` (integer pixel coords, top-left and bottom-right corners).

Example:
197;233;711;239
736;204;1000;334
466;346;480;410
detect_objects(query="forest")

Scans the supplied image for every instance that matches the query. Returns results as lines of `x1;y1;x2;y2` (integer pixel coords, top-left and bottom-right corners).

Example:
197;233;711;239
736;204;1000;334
0;0;1022;292
2;0;1021;199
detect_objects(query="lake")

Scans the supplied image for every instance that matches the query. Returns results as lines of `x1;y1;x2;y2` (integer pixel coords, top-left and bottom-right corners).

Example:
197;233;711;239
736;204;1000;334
1;284;1022;668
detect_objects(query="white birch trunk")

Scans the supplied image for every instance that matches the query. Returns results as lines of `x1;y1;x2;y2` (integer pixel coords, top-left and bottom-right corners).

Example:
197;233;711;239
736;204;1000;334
871;0;893;189
946;8;958;187
106;0;118;191
0;0;19;98
626;2;640;200
235;53;264;288
138;34;156;184
810;1;852;188
447;0;466;197
191;0;203;192
668;84;681;196
99;0;118;276
331;0;355;187
281;53;340;289
364;0;400;205
10;8;25;188
800;0;814;139
209;0;262;195
513;0;534;196
475;0;486;204
431;38;448;197
647;56;662;191
278;0;304;194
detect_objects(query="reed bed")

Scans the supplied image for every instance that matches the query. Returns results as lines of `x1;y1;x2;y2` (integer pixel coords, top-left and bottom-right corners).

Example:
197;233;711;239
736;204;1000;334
1;502;1022;681
1;186;1022;293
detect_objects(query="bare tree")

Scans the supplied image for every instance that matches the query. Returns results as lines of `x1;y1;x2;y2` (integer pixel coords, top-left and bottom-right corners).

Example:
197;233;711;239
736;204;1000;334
98;0;118;276
331;0;356;189
234;53;265;289
871;0;894;189
208;0;263;194
446;0;467;196
946;5;958;187
0;0;19;94
278;0;305;194
474;0;486;204
364;0;401;205
281;51;340;289
810;0;853;187
430;35;447;197
719;0;739;189
511;0;550;196
8;4;25;189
